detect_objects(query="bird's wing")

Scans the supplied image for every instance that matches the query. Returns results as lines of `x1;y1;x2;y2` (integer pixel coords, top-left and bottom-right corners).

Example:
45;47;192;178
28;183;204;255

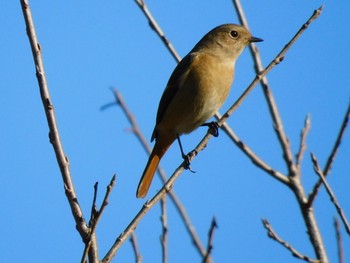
151;53;197;141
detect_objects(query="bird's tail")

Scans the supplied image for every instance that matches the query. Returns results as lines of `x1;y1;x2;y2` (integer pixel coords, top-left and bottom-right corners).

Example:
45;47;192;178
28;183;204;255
136;136;175;198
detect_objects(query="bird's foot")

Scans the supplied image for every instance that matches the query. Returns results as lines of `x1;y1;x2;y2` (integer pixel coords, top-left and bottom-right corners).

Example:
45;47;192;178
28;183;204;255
182;150;197;173
201;121;220;137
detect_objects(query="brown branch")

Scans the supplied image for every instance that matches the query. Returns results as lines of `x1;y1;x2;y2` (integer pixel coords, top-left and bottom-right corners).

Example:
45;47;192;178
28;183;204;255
311;154;350;235
334;217;345;263
20;0;99;261
111;89;209;257
216;113;289;186
202;218;218;263
130;233;142;263
262;219;318;263
160;197;168;263
296;115;311;168
134;0;181;63
82;176;116;262
309;101;350;205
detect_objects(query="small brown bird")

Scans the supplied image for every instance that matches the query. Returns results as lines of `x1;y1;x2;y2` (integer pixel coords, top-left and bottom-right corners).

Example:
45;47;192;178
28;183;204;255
136;24;262;198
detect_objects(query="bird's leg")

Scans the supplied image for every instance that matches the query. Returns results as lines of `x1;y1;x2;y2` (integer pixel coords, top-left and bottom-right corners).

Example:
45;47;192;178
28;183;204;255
177;135;196;173
201;121;219;137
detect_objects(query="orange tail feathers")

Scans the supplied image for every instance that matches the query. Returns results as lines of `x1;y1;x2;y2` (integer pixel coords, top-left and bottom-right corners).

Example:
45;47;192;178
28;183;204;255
136;136;175;198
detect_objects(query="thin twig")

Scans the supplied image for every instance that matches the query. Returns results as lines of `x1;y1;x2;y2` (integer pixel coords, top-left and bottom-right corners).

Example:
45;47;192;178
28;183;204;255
90;175;117;235
130;233;142;263
134;0;181;63
334;217;345;263
160;197;168;263
296;115;311;168
89;182;99;226
262;219;318;263
82;175;116;262
112;89;209;258
311;154;350;235
203;218;218;263
216;113;289;186
20;0;99;261
309;101;350;205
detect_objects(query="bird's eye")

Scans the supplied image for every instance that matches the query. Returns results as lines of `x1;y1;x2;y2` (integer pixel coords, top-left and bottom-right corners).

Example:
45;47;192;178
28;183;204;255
230;30;238;38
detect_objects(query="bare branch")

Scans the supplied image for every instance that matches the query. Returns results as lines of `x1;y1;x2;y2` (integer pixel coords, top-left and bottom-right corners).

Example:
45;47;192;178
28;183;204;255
262;219;318;263
334;217;345;263
311;154;350;235
134;0;181;62
160;197;168;263
91;175;116;234
231;2;329;261
203;218;218;263
20;0;100;261
309;101;350;204
89;182;99;226
216;113;289;186
130;233;142;263
296;115;311;167
82;175;116;262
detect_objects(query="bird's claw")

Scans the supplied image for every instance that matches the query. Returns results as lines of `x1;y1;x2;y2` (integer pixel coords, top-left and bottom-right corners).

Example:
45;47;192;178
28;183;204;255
202;121;219;137
182;150;197;173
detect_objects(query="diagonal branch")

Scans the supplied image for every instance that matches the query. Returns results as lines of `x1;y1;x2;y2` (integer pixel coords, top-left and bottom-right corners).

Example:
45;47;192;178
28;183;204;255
20;0;98;260
311;154;350;235
134;0;181;63
203;218;218;263
215;113;289;186
309;101;350;205
262;219;318;263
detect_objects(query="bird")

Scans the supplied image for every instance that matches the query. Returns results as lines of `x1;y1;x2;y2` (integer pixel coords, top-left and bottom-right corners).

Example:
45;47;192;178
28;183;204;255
136;24;263;198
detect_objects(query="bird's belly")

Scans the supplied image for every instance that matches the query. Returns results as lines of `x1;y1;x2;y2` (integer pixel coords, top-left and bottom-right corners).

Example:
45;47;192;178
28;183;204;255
175;82;228;134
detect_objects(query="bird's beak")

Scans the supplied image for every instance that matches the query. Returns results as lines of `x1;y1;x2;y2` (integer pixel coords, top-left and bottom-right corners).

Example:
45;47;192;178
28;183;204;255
250;36;263;43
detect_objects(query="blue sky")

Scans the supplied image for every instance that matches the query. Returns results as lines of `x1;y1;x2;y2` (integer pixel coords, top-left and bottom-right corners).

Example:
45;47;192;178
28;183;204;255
1;1;349;262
